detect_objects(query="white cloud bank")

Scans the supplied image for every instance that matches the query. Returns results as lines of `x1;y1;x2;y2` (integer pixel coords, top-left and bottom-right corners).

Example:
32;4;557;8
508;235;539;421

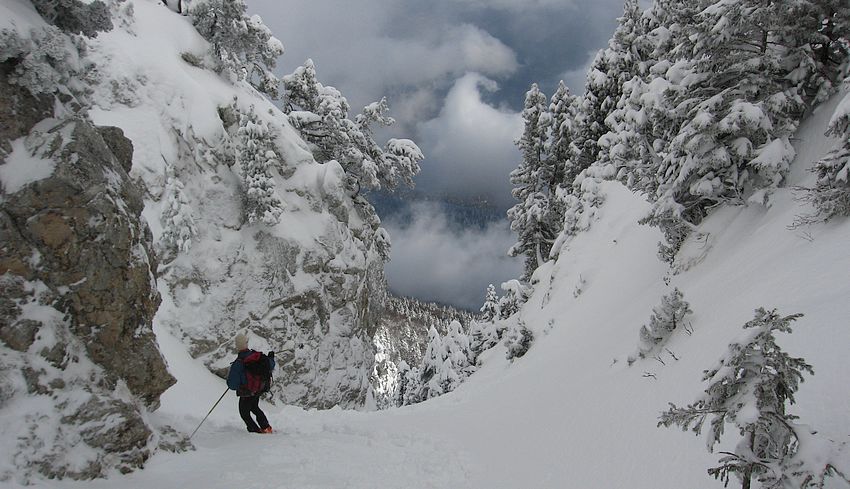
383;202;522;311
249;0;518;113
417;73;523;207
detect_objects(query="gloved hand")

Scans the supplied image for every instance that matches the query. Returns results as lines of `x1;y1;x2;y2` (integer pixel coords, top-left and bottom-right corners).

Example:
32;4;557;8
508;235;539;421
268;351;275;359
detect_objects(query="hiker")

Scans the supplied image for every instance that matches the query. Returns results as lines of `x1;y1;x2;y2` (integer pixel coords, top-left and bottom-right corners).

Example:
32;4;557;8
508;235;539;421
227;332;276;434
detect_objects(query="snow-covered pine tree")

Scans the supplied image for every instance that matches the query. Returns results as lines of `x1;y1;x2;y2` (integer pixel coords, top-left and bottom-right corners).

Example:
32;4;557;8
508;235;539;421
190;0;284;98
658;308;848;489
548;80;579;186
281;59;320;113
637;287;691;358
571;0;645;180
402;365;421;406
469;321;501;361
508;83;558;278
0;25;85;97
598;1;667;194
572;54;613;174
394;360;413;406
546;80;579;233
470;285;505;360
418;326;450;401
159;172;198;254
799;86;850;222
659;1;802;211
479;283;500;322
282;60;423;194
445;320;474;376
237;106;284;225
30;0;113;37
504;320;533;361
634;0;850;260
779;0;850;104
498;279;528;320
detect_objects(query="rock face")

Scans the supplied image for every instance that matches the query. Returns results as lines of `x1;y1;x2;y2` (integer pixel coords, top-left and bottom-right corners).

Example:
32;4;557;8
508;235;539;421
0;112;176;480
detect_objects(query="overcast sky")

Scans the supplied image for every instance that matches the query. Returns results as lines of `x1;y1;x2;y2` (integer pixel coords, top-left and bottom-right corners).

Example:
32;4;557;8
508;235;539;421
246;0;627;309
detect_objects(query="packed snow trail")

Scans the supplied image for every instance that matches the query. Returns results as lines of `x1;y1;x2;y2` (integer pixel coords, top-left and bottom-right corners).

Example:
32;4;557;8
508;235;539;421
20;92;850;489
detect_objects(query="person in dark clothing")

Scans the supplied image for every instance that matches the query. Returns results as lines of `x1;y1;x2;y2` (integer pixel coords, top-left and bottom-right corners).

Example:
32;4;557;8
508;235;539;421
227;332;276;434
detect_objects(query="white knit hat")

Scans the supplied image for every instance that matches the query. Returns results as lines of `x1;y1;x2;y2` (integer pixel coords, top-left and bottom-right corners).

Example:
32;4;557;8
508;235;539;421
235;332;249;351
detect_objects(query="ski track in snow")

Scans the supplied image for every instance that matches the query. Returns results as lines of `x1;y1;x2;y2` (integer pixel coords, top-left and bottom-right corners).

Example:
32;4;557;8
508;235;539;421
28;406;473;489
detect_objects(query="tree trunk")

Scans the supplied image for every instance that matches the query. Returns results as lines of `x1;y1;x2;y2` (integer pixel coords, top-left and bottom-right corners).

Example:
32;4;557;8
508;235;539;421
742;430;755;489
742;469;752;489
820;11;835;66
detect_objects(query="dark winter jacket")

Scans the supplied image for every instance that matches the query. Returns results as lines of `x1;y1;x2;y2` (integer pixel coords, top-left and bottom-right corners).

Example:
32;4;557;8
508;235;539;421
227;349;276;395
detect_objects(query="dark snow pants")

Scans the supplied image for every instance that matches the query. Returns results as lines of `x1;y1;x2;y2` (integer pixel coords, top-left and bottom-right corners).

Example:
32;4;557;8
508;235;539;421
238;395;270;433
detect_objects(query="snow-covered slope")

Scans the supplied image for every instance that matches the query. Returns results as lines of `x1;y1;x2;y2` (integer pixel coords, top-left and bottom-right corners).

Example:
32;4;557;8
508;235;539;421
20;77;850;489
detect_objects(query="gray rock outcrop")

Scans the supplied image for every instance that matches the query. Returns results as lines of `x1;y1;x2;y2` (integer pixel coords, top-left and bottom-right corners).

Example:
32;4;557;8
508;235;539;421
0;111;176;481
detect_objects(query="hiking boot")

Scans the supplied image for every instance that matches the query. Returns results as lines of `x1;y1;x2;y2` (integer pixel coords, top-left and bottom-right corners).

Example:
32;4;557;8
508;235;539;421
261;426;273;434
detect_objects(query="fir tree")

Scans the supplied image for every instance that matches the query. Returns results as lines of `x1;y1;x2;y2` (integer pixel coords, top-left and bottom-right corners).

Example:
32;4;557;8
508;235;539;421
282;60;423;193
546;80;579;234
282;59;321;113
237;106;284;225
396;361;422;407
504;320;533;361
479;283;500;322
395;360;413;406
572;53;613;173
571;0;645;179
658;308;848;489
549;167;606;260
469;320;501;360
0;26;84;97
470;285;506;360
31;0;113;37
446;320;474;376
498;280;528;320
418;326;450;401
548;81;579;186
159;172;198;254
637;288;692;357
798;87;850;222
636;0;850;246
508;83;558;278
190;0;283;98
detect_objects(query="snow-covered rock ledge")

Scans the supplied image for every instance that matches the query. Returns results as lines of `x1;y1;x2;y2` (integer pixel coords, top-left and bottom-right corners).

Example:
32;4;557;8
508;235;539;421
0;115;181;481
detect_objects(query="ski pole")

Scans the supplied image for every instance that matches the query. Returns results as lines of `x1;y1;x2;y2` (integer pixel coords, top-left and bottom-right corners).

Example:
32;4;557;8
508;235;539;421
189;388;229;440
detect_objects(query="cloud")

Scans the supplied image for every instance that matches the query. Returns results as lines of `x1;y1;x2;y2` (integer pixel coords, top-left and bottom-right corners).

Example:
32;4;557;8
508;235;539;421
416;73;523;208
244;0;628;307
249;0;518;114
556;49;600;96
383;202;522;310
248;0;626;119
